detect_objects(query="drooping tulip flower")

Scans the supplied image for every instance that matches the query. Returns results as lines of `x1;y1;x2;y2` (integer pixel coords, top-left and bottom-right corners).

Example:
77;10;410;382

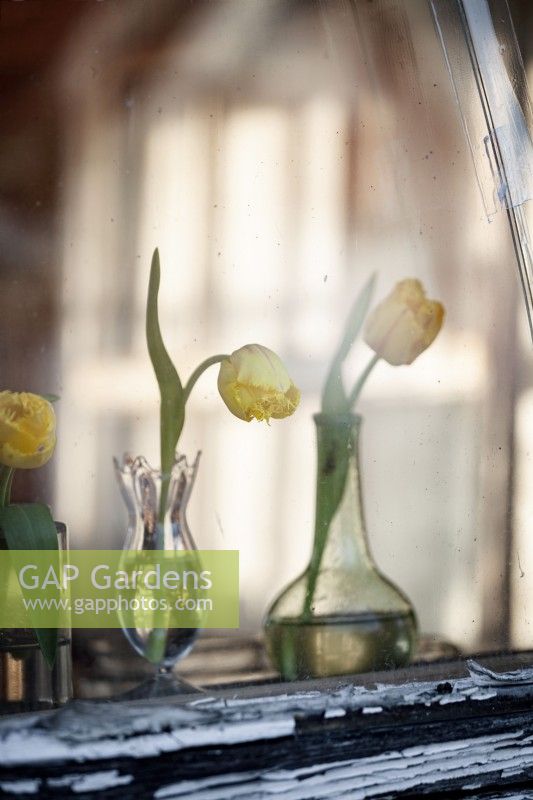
218;344;300;422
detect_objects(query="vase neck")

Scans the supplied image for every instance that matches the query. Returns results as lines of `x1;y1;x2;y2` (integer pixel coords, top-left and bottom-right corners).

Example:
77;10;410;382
312;414;372;571
114;453;200;550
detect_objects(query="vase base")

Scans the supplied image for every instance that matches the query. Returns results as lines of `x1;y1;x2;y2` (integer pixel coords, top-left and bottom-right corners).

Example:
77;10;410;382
115;671;204;701
265;610;417;681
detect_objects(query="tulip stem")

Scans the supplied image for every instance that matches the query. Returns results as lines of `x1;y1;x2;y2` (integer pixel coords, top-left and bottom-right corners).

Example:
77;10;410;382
0;467;14;508
183;355;228;402
348;354;380;410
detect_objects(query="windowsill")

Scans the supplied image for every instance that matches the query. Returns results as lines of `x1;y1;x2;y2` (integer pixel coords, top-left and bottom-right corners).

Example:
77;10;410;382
1;649;533;798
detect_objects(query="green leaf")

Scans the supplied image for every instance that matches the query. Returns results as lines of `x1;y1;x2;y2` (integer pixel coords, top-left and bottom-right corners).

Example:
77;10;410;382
0;505;59;668
0;504;58;668
0;504;58;553
41;394;60;404
321;274;376;413
146;249;185;504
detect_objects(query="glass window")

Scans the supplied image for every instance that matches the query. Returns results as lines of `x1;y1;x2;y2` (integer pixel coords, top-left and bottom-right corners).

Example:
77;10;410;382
2;0;533;687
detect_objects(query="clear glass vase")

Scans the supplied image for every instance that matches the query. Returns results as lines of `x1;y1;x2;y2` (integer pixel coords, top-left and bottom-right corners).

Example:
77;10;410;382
264;413;417;680
0;523;72;714
114;452;203;697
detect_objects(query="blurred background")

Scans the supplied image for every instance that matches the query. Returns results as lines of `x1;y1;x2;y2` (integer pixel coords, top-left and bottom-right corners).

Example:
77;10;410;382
1;0;533;660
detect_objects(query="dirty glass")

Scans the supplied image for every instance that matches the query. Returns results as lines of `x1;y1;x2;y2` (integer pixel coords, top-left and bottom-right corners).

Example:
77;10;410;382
1;0;533;691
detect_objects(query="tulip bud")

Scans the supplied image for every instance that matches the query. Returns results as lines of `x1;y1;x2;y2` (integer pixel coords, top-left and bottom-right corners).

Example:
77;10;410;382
0;392;56;469
364;279;444;366
218;344;300;422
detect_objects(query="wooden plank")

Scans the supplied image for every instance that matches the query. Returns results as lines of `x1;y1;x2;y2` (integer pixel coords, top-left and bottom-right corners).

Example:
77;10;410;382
2;655;533;797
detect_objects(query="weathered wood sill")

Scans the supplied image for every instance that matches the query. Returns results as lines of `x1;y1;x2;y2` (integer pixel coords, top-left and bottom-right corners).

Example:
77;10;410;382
2;652;533;799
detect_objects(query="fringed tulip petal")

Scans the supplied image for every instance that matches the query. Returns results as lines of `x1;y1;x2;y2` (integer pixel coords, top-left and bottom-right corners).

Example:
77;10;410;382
218;345;300;422
0;392;56;469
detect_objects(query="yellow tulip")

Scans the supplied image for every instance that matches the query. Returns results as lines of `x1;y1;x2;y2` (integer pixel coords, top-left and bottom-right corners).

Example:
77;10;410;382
218;344;300;422
364;279;444;366
0;392;56;469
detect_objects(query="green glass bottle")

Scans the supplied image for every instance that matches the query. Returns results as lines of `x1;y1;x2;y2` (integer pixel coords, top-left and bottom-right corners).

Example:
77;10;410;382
264;413;417;680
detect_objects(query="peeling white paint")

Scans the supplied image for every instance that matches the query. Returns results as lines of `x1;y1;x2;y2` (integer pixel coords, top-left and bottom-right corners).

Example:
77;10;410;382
0;717;297;766
470;689;498;701
154;772;263;798
0;780;40;795
0;661;531;800
438;693;466;705
48;770;133;793
150;730;533;799
323;707;346;719
468;659;533;686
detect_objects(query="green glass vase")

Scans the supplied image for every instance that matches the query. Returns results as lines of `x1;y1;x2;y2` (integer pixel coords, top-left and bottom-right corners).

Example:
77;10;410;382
264;413;417;680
